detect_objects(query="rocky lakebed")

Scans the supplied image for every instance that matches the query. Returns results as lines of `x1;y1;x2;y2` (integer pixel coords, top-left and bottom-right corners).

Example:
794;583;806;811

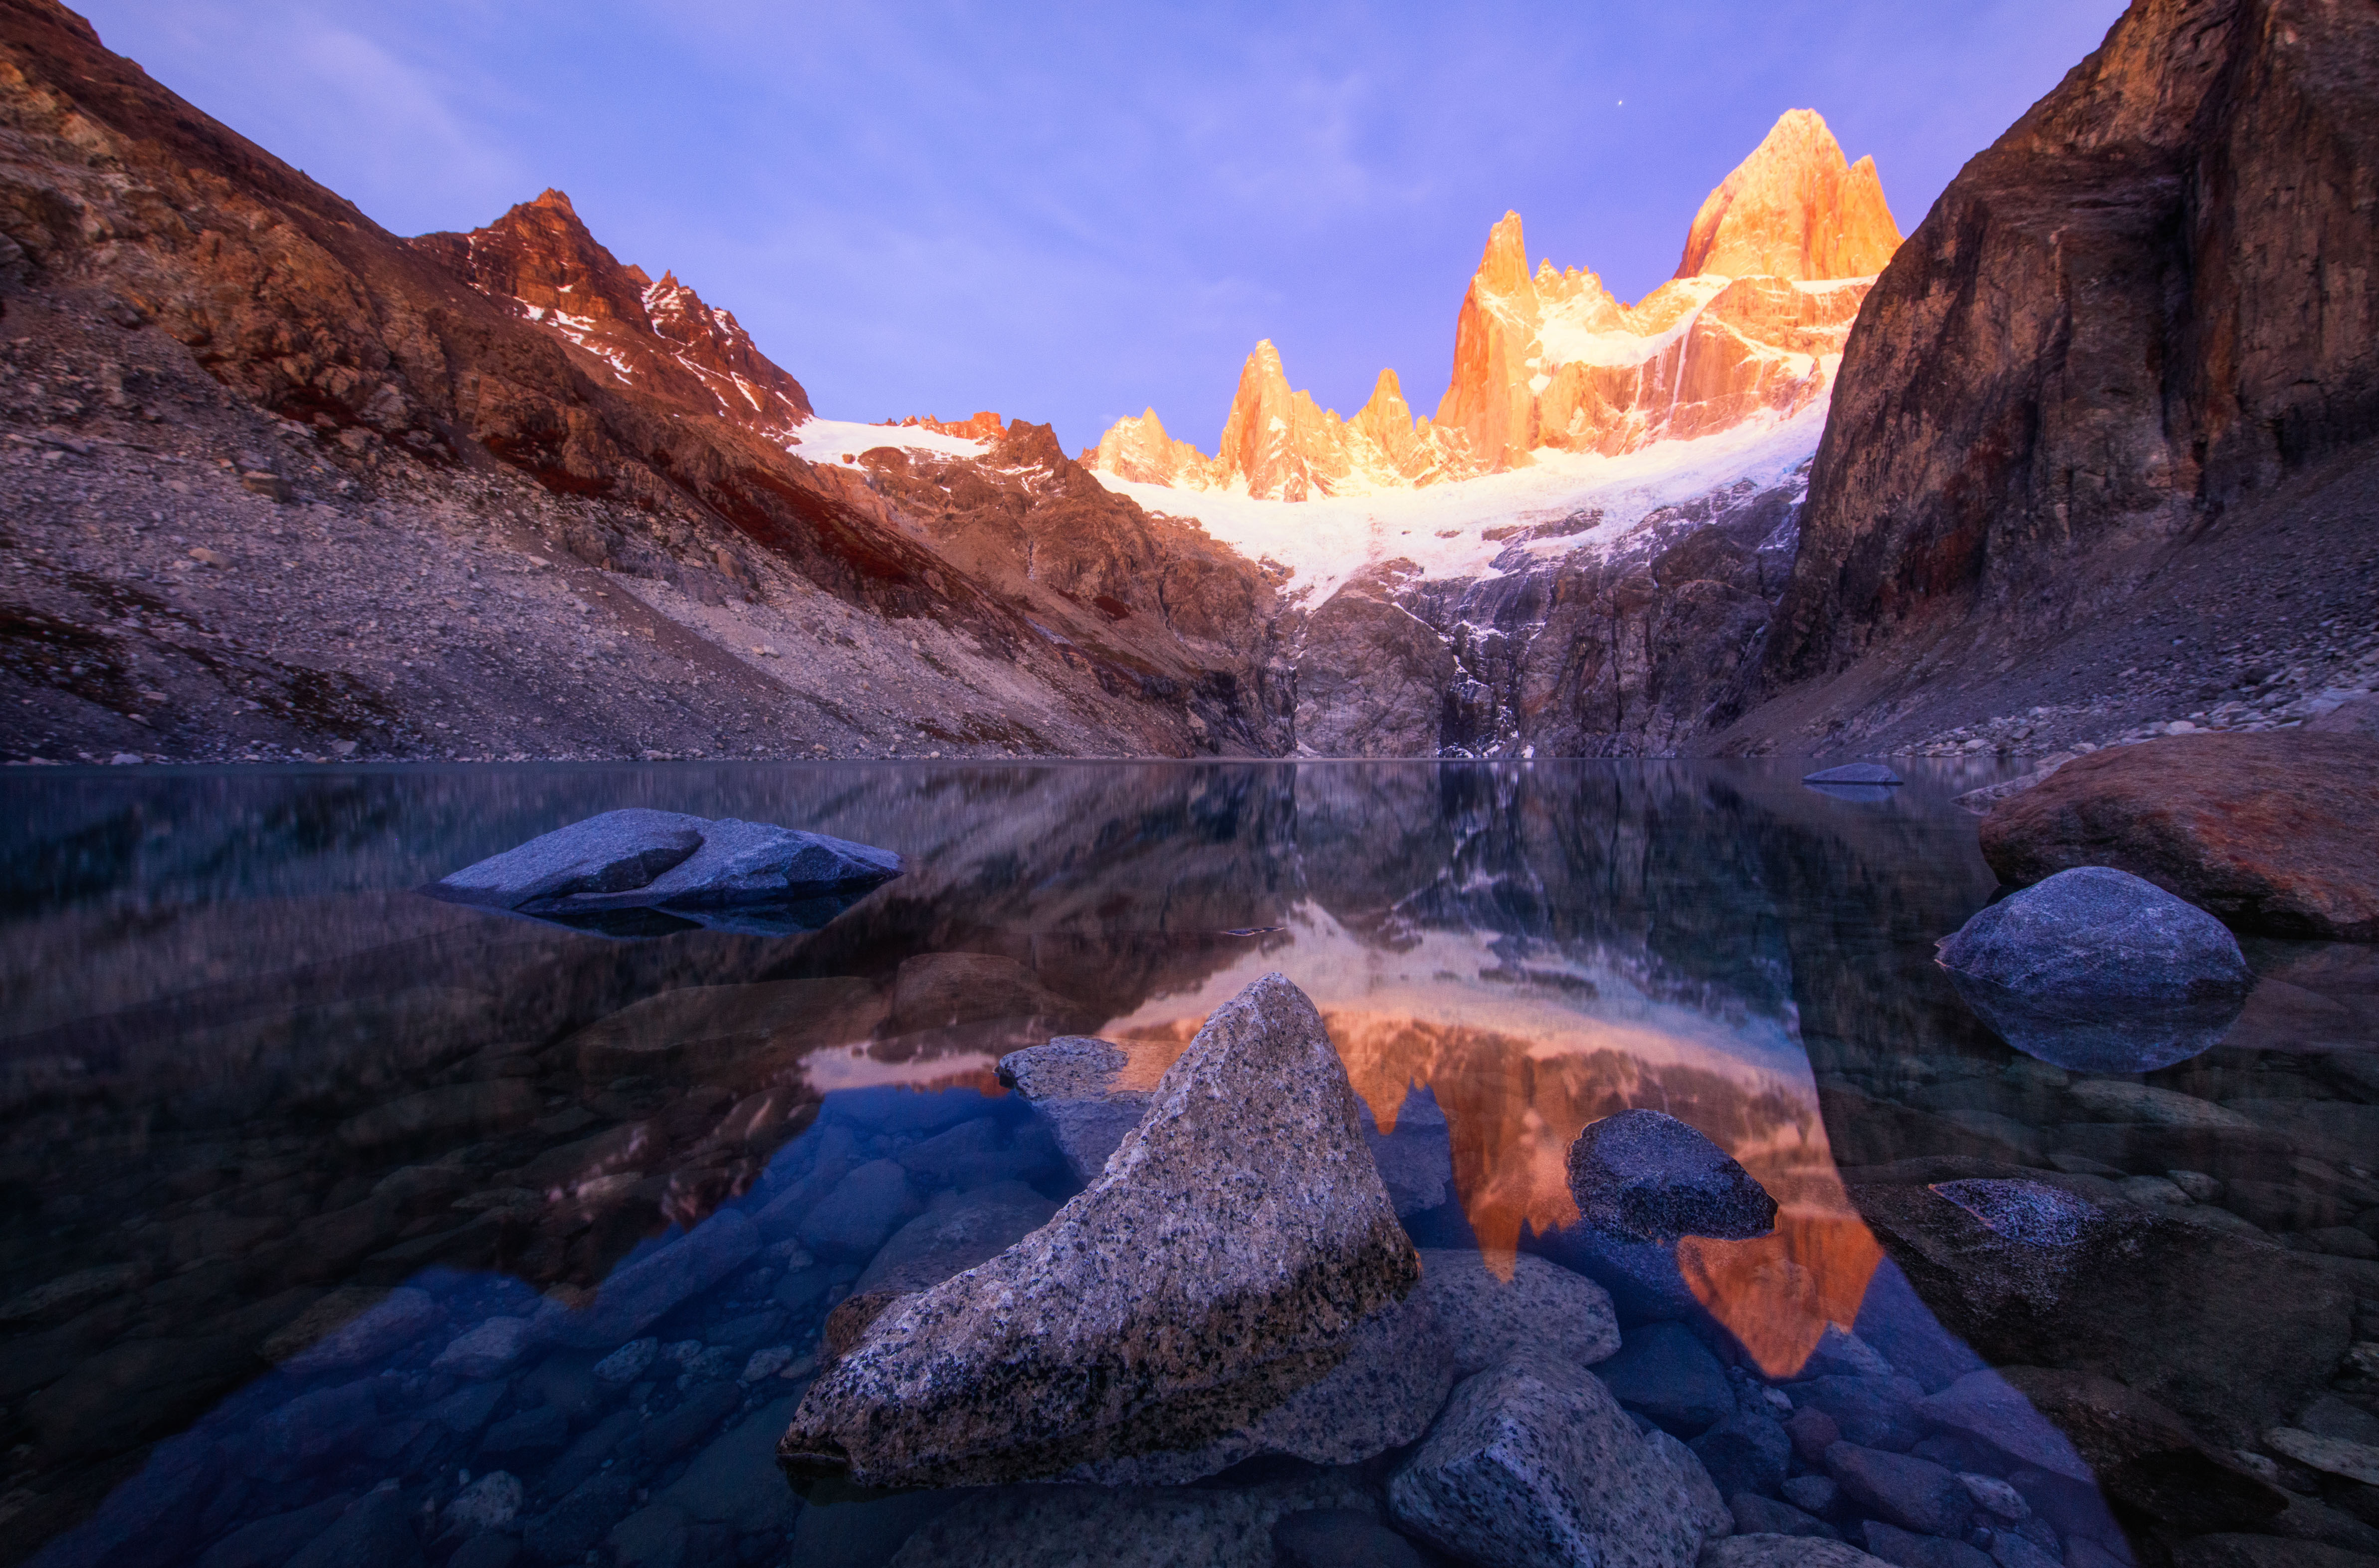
2;755;2376;1568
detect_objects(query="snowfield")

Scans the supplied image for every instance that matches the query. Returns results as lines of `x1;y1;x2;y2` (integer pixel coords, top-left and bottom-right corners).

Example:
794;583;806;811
1091;402;1829;607
785;416;993;466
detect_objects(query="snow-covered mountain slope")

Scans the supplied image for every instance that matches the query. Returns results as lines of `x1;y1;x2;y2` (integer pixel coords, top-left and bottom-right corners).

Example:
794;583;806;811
1096;400;1829;608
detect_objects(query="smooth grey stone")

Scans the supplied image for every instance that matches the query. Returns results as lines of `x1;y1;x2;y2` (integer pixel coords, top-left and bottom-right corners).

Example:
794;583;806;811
1937;866;2252;1002
1859;1520;1993;1568
1729;1493;1839;1540
1790;1375;1928;1453
1388;1355;1712;1568
854;1182;1057;1297
1804;764;1903;785
1595;1322;1736;1436
607;1504;688;1568
1781;1475;1841;1516
429;808;706;910
1274;1508;1434;1568
286;1489;422;1568
1567;1109;1777;1242
1976;1527;2062;1568
797;1160;918;1261
1943;969;2244;1074
193;1494;354;1568
996;1035;1150;1183
783;975;1419;1489
1416;1247;1619;1377
521;1472;633;1563
533;1208;758;1348
607;816;900;909
1911;1372;2092;1484
476;1403;568;1468
661;1395;801;1536
1793;1326;1894;1381
1700;1539;1893;1568
428;1381;504;1434
1825;1442;1975;1538
1363;1086;1456;1217
1693;1407;1792;1496
887;1475;1377;1568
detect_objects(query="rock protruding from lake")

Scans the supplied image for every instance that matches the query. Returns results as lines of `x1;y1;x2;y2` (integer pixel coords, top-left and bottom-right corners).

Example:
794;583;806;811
1803;763;1901;785
1978;734;2379;941
1567;1109;1777;1242
1388;1354;1717;1568
1938;867;2253;1001
428;808;901;935
779;973;1421;1489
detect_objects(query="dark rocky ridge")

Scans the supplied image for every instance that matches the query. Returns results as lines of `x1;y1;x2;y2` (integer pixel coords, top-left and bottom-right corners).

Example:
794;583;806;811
1733;0;2379;759
0;0;1289;763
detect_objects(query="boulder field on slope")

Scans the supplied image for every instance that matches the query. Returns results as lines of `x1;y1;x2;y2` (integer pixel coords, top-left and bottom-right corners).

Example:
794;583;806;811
1977;735;2379;941
776;974;1422;1488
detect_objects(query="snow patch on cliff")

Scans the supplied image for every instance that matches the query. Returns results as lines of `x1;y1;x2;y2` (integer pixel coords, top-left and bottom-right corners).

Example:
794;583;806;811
786;416;992;467
1095;403;1829;606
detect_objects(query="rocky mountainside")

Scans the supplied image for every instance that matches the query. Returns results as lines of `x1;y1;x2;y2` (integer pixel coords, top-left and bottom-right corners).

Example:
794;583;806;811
0;0;1291;765
1088;110;1899;501
1733;0;2379;760
411;189;814;441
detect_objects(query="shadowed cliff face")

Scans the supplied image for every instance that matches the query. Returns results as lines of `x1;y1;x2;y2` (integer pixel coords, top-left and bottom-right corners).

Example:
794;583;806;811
1764;0;2379;692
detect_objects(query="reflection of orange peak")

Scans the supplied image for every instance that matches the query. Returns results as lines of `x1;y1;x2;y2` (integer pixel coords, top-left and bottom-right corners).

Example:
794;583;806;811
1125;1005;1884;1376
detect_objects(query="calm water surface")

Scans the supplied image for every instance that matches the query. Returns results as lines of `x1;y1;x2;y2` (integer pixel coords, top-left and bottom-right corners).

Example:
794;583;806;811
2;762;2375;1567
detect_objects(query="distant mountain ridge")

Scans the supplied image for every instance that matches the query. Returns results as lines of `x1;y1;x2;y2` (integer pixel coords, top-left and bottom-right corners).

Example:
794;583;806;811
1087;109;1901;502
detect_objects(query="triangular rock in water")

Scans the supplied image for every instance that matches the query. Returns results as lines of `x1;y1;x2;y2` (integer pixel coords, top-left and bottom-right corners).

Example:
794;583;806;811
778;974;1421;1489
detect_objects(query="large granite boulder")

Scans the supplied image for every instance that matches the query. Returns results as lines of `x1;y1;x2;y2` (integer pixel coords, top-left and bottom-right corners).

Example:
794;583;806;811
428;808;901;936
1387;1354;1715;1568
1977;734;2379;942
1568;1110;1778;1241
779;974;1421;1488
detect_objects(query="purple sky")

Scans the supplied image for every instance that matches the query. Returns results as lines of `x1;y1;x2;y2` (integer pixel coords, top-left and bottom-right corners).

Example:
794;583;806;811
78;0;2126;455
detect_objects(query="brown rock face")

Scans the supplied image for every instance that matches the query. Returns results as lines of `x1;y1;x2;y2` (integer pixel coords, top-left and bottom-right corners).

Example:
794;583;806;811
894;410;1005;441
1088;109;1900;499
1766;0;2379;688
1977;734;2379;941
412;191;813;438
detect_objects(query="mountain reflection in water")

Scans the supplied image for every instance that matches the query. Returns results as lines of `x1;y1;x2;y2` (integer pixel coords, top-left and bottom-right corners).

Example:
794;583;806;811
6;759;2370;1568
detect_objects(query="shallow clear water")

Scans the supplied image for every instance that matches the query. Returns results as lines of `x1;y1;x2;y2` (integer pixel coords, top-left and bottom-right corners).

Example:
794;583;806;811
2;762;2375;1568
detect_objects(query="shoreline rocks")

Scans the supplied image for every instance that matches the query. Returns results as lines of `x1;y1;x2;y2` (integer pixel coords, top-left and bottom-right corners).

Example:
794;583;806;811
1977;734;2379;942
777;974;1420;1489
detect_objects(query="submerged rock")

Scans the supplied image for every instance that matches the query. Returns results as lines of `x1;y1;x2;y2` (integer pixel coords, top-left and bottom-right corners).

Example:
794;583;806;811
1701;1536;1891;1568
1567;1109;1777;1242
995;1035;1150;1183
886;1472;1380;1568
1938;866;2253;1002
779;973;1420;1488
428;808;901;936
1804;763;1902;785
1415;1248;1619;1377
1388;1354;1714;1568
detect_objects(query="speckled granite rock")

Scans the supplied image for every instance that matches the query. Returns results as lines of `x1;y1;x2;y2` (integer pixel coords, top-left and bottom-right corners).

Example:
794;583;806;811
1416;1248;1619;1376
1060;1289;1453;1485
1388;1354;1715;1568
431;808;901;914
780;974;1420;1488
1939;867;2252;1001
1568;1110;1778;1242
995;1035;1151;1183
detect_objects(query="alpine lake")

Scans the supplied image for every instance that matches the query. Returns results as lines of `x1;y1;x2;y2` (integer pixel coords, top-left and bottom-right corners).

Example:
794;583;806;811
3;760;2376;1568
